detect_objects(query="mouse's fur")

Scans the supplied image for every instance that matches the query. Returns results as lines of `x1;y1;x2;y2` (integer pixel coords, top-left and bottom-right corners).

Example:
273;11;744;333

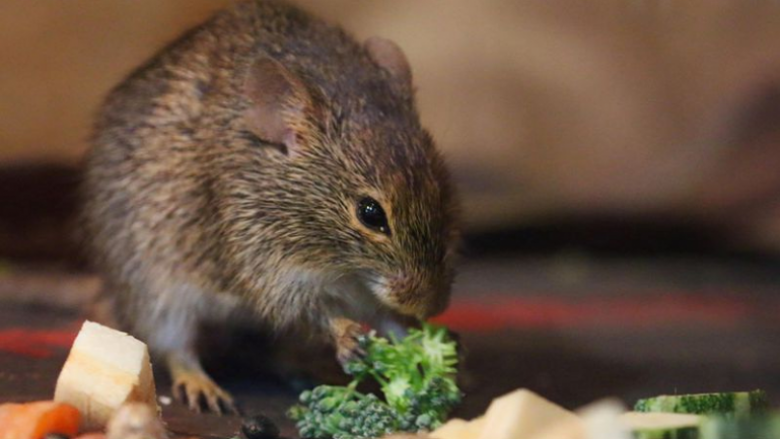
82;0;458;412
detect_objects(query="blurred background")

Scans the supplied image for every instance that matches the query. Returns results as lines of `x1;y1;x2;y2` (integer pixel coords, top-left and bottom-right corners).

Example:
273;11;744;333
6;0;780;262
3;0;780;429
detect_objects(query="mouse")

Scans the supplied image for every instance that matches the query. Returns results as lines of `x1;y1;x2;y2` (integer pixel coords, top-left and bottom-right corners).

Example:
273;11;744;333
82;0;459;414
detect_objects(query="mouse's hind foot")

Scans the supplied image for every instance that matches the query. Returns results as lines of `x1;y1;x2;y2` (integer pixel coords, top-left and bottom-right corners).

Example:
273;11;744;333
167;352;239;415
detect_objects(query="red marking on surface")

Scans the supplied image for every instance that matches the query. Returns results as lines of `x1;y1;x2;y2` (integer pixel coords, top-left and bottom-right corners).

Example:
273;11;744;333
433;294;765;332
0;327;78;358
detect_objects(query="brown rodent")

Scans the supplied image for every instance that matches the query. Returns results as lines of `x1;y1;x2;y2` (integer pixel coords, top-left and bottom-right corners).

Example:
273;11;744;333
82;0;459;414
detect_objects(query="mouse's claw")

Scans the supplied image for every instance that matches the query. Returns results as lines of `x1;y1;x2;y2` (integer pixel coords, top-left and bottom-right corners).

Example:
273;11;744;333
167;352;239;415
331;318;367;368
172;370;239;415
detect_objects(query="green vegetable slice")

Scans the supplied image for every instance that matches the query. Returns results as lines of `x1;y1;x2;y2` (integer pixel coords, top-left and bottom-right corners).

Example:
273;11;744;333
634;391;768;418
699;414;780;439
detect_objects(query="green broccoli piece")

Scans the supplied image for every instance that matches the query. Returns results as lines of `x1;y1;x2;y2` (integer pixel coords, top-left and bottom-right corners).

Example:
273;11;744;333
288;323;462;439
288;384;401;439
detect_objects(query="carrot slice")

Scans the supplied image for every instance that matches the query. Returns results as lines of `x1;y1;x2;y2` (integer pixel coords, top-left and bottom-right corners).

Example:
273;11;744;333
0;401;81;439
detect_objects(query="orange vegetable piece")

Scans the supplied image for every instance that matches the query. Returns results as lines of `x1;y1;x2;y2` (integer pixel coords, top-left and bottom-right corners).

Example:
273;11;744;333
0;401;81;439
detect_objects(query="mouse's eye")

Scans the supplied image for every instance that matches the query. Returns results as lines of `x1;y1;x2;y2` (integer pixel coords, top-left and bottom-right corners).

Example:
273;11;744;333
357;197;390;235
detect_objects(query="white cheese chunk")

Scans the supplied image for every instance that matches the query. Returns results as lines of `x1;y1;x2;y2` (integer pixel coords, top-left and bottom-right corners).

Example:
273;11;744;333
578;399;631;439
54;321;159;430
431;417;485;439
478;389;579;439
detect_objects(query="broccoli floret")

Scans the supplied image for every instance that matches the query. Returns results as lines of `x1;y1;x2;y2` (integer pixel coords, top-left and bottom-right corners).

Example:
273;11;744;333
354;324;460;422
289;385;401;439
288;323;461;439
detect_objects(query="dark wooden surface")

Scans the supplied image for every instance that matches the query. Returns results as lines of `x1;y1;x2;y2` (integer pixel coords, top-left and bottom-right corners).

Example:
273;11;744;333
2;256;780;438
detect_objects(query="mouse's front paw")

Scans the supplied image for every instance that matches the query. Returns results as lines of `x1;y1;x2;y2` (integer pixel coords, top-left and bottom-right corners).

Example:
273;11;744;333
171;369;239;415
330;318;367;367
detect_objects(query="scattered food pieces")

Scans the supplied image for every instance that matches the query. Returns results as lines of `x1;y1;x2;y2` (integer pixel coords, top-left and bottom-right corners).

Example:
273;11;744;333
396;388;777;439
106;403;167;439
241;414;280;439
54;321;159;430
4;316;775;439
0;400;81;439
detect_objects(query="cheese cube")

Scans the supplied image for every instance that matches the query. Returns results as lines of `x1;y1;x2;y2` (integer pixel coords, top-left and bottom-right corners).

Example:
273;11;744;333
578;399;630;439
54;321;158;430
431;418;470;439
531;400;630;439
530;417;584;439
478;389;579;439
431;417;485;439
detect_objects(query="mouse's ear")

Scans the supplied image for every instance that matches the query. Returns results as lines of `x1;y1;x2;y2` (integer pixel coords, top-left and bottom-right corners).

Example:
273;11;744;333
365;36;412;90
243;56;319;157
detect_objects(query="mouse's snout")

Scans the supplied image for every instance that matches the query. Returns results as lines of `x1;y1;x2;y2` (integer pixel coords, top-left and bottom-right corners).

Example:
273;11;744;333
380;270;452;320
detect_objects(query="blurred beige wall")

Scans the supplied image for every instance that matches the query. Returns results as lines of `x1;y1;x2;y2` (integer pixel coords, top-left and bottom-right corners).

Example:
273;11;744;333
5;1;780;236
0;0;230;164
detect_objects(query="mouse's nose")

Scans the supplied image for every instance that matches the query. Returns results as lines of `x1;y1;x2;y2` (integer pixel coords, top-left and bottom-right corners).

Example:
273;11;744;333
386;271;452;319
422;291;450;318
